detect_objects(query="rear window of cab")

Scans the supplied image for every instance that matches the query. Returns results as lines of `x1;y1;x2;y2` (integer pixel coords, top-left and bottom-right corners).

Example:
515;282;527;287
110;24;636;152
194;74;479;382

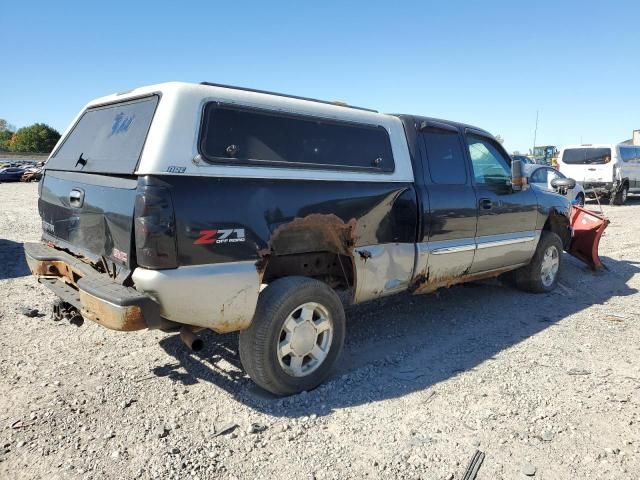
198;104;395;172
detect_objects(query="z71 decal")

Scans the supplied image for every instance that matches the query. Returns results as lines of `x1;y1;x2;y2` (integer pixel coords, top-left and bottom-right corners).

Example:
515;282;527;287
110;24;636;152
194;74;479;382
194;228;246;245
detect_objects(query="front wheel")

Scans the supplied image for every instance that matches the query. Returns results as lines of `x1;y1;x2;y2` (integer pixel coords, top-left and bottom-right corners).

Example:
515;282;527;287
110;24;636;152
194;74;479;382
575;193;585;206
239;276;345;396
512;231;563;293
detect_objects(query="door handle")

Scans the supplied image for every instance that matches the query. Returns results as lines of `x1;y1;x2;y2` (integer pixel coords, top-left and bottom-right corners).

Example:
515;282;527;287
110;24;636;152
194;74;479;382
479;198;493;210
69;188;85;208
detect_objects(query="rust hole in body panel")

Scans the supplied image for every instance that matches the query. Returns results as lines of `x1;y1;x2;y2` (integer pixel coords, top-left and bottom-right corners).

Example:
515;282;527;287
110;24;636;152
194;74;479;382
256;213;358;279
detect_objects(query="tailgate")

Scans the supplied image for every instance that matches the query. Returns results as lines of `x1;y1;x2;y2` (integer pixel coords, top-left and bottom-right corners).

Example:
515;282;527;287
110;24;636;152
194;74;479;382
39;171;138;268
38;95;160;268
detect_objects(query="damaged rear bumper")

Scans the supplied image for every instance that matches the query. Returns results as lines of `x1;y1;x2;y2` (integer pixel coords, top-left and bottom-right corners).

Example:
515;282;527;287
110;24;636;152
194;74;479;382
24;242;161;331
24;242;261;334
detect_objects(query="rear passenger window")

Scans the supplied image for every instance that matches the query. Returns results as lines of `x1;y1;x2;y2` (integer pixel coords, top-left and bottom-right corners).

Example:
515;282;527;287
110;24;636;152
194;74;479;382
199;104;394;172
421;129;467;184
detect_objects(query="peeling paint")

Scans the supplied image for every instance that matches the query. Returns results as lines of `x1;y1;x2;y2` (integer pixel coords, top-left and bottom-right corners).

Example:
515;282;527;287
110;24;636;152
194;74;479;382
271;214;357;255
257;213;358;277
79;290;146;331
410;265;514;295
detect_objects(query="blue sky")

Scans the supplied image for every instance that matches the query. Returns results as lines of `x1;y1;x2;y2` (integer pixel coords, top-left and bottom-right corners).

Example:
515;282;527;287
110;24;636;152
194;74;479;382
1;0;638;153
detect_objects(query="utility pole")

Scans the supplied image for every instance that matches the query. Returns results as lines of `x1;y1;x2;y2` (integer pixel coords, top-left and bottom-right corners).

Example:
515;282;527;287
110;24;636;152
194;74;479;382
532;110;539;156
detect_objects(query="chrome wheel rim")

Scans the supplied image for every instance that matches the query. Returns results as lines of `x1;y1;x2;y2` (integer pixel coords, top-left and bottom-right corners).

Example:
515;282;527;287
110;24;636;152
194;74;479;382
541;245;560;287
622;188;628;203
277;302;333;377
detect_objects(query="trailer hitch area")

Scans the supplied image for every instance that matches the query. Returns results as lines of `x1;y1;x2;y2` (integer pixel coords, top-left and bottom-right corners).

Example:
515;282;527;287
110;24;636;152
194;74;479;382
52;300;84;327
567;205;610;270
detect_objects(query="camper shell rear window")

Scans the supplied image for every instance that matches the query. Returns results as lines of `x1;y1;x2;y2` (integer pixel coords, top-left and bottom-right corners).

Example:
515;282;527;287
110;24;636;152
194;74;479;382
48;95;159;174
198;104;395;172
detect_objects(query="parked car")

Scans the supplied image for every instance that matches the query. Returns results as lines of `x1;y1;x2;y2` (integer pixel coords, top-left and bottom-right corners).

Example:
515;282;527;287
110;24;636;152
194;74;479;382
557;144;640;205
0;162;21;169
25;82;597;395
21;168;43;182
512;154;536;165
525;164;585;205
0;166;27;182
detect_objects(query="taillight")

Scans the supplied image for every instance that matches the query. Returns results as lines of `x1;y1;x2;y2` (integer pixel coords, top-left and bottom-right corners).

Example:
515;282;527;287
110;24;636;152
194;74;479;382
134;185;178;269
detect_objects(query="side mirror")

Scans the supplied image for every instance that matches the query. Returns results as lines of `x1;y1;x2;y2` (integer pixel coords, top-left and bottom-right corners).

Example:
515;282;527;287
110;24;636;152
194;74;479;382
511;160;528;191
551;177;576;190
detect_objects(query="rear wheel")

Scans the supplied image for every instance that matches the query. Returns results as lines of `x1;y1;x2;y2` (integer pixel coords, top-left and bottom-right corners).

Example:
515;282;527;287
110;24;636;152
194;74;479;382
239;276;345;396
512;231;563;293
611;184;628;205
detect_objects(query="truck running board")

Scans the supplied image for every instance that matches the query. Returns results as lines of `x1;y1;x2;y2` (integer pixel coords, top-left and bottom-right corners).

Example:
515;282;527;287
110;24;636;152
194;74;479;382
567;206;610;270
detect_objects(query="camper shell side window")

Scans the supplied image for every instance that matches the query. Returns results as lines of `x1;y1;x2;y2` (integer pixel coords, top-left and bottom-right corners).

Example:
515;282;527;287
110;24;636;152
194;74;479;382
198;103;395;173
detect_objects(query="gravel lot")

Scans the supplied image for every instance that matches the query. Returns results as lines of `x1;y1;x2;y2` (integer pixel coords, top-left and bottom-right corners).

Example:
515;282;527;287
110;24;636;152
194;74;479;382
1;182;639;480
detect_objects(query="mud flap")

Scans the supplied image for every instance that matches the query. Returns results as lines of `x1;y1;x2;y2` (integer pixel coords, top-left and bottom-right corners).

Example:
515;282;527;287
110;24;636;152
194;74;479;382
568;206;609;270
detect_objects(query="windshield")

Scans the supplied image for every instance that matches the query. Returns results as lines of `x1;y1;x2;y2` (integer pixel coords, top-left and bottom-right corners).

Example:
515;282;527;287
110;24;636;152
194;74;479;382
512;155;532;164
48;95;159;174
561;147;611;165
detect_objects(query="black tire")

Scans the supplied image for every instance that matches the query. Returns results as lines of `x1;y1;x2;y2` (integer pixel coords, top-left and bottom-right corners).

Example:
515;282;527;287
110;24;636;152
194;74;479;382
610;184;628;206
512;231;563;293
239;276;345;396
575;193;585;206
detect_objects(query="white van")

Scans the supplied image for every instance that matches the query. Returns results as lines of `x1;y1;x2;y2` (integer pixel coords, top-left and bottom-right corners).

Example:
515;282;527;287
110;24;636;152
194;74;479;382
557;144;640;205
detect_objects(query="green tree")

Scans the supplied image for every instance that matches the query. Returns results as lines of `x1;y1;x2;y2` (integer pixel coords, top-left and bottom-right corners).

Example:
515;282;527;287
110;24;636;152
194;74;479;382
0;119;14;132
10;123;60;153
0;119;16;151
0;130;12;151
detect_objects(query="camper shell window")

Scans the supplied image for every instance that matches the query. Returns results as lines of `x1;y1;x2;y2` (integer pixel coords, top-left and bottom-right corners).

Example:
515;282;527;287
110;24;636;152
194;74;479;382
198;104;395;172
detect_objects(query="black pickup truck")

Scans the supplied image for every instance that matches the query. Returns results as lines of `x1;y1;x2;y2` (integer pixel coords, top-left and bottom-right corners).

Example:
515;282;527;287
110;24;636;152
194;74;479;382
25;82;585;395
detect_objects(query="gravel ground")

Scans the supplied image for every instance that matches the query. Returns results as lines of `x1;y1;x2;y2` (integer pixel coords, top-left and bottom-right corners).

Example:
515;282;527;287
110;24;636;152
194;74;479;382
1;182;639;480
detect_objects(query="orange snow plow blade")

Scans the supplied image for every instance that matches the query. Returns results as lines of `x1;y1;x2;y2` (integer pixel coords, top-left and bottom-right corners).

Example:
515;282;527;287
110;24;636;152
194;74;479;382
568;206;610;270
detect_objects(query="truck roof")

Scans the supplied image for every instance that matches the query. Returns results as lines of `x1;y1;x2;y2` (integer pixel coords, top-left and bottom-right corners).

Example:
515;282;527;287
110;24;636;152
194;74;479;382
393;114;493;138
63;81;415;183
560;143;623;150
87;82;492;137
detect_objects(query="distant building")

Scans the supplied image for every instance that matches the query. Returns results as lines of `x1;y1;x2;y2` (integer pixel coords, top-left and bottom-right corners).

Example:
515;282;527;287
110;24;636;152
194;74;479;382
621;129;640;145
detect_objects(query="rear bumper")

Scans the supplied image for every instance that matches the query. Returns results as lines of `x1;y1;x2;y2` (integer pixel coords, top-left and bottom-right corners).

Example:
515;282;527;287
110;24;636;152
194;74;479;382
582;182;614;196
24;242;161;331
24;242;261;333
